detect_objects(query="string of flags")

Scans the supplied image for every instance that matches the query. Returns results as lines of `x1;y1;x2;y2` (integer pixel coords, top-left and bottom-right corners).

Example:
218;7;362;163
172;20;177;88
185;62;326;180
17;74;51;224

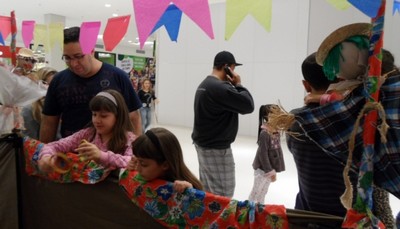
0;0;398;53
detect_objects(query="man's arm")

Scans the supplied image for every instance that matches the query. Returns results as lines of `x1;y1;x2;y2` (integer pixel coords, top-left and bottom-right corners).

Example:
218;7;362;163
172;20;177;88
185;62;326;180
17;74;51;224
129;110;142;136
40;115;60;143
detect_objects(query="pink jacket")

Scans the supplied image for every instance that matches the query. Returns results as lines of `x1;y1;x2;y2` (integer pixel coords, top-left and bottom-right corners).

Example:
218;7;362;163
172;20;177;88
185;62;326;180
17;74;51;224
39;128;136;169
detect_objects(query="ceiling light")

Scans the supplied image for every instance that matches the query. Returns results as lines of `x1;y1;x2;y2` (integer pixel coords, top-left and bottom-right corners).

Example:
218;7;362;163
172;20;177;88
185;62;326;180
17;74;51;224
112;13;118;17
105;4;111;7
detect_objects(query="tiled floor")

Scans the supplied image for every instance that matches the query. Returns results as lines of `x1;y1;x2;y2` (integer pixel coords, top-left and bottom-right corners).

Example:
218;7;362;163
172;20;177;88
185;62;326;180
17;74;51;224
155;123;400;219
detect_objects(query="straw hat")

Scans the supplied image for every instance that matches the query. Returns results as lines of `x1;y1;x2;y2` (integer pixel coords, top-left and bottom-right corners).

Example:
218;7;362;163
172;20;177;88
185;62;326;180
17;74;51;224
17;48;34;58
316;23;372;66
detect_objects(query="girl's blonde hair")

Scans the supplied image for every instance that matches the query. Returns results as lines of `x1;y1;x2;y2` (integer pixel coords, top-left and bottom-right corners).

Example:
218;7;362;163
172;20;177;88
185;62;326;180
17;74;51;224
37;66;57;83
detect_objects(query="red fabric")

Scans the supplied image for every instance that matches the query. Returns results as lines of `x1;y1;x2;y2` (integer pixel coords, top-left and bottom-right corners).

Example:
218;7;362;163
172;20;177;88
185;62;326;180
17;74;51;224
119;170;289;228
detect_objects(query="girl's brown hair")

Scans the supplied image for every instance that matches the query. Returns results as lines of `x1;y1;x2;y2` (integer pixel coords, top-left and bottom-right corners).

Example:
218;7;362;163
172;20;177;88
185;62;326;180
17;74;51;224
132;127;203;190
89;89;134;154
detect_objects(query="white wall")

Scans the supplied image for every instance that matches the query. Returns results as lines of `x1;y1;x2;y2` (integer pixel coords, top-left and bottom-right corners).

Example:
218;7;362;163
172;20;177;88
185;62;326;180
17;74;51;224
156;0;310;137
156;0;400;138
308;0;399;66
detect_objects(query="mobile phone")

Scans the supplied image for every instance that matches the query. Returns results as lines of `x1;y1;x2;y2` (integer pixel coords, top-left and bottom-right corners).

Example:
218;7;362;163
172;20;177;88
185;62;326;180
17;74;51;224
224;66;233;78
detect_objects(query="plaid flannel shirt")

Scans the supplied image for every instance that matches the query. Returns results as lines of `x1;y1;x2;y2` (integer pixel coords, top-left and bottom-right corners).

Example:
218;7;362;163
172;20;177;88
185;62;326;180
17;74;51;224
293;74;400;198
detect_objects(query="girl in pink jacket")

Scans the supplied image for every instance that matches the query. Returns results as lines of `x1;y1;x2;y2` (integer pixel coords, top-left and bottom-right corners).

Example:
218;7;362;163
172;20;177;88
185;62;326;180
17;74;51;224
38;89;136;171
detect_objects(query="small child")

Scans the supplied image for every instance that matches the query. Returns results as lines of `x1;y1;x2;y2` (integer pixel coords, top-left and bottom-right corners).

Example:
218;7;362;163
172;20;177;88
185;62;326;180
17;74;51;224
248;104;285;203
38;89;136;172
127;127;203;193
138;78;159;132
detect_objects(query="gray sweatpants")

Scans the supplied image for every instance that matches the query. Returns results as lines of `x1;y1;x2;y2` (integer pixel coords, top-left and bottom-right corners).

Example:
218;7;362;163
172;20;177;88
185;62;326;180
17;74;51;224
195;145;235;198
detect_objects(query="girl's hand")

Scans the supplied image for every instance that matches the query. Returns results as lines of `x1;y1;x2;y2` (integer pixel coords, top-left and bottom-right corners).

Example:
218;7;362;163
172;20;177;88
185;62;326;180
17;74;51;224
271;174;277;182
37;155;55;173
173;180;193;193
304;93;322;105
127;157;138;170
75;141;101;162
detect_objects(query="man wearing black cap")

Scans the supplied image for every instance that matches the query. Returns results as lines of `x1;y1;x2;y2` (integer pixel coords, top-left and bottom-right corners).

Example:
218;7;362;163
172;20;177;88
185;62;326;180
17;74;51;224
192;51;254;197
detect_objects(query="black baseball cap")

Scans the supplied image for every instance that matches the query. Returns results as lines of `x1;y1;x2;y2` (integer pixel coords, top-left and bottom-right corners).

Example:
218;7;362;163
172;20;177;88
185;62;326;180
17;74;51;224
213;51;242;66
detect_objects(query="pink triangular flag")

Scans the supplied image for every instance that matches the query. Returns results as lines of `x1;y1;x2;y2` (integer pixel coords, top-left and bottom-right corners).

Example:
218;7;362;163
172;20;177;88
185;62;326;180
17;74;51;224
132;0;170;49
103;15;131;51
22;20;35;48
173;0;214;39
80;21;101;54
0;16;11;40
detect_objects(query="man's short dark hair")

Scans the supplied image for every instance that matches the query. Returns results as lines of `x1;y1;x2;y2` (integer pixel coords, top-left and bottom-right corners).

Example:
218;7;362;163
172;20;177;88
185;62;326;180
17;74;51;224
302;52;333;91
64;27;80;44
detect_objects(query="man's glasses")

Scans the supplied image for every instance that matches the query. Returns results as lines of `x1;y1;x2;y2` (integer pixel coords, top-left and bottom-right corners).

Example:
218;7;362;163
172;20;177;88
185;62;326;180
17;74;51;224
62;54;86;63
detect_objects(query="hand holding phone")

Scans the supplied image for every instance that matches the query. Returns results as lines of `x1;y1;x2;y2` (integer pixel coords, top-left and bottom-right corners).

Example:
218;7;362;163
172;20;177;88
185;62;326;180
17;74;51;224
224;66;233;79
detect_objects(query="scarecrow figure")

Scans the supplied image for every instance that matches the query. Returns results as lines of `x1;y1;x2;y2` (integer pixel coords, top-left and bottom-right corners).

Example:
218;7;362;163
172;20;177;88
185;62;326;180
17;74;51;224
269;21;400;228
305;23;371;105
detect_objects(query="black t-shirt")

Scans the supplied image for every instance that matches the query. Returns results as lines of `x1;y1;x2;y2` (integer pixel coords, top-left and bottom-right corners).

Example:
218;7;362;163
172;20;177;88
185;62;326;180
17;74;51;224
43;63;141;137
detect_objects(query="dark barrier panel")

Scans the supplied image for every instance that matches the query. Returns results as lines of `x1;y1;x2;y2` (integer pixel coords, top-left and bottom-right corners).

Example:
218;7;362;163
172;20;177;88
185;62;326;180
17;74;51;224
1;134;165;229
1;134;344;229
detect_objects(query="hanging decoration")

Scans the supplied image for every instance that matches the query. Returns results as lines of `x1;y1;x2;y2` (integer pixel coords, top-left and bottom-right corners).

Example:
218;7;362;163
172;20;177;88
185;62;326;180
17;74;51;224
79;21;101;54
21;20;35;48
348;0;381;17
326;0;351;10
0;32;4;45
103;15;131;51
10;11;17;66
225;0;272;40
394;0;400;14
48;22;64;52
0;16;11;41
32;24;47;51
132;0;214;49
151;4;183;42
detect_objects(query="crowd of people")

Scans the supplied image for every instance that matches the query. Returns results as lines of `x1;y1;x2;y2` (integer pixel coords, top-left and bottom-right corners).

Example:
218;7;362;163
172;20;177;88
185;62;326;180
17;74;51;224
1;22;398;228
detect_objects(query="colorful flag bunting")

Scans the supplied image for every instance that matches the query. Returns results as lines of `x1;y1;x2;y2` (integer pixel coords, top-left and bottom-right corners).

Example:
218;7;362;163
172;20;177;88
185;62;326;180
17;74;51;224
151;4;183;42
22;20;35;48
132;0;213;49
225;0;272;40
103;15;131;52
80;21;101;54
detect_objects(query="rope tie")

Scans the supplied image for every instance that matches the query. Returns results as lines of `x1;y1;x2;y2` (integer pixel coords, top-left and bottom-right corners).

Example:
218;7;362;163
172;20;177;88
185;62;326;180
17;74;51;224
341;101;389;209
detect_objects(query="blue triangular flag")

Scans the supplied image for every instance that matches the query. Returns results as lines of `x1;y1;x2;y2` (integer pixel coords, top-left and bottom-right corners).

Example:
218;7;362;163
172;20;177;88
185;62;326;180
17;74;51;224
348;0;381;18
0;32;4;46
394;0;400;15
151;4;183;42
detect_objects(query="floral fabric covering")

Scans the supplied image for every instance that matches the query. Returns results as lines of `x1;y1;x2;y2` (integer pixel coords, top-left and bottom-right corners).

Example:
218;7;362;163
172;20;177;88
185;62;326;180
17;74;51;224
119;169;289;229
23;136;112;184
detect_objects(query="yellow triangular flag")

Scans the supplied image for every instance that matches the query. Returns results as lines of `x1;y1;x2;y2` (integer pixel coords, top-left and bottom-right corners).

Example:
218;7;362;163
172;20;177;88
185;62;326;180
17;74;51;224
48;22;64;53
225;0;272;40
33;24;48;51
326;0;351;10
